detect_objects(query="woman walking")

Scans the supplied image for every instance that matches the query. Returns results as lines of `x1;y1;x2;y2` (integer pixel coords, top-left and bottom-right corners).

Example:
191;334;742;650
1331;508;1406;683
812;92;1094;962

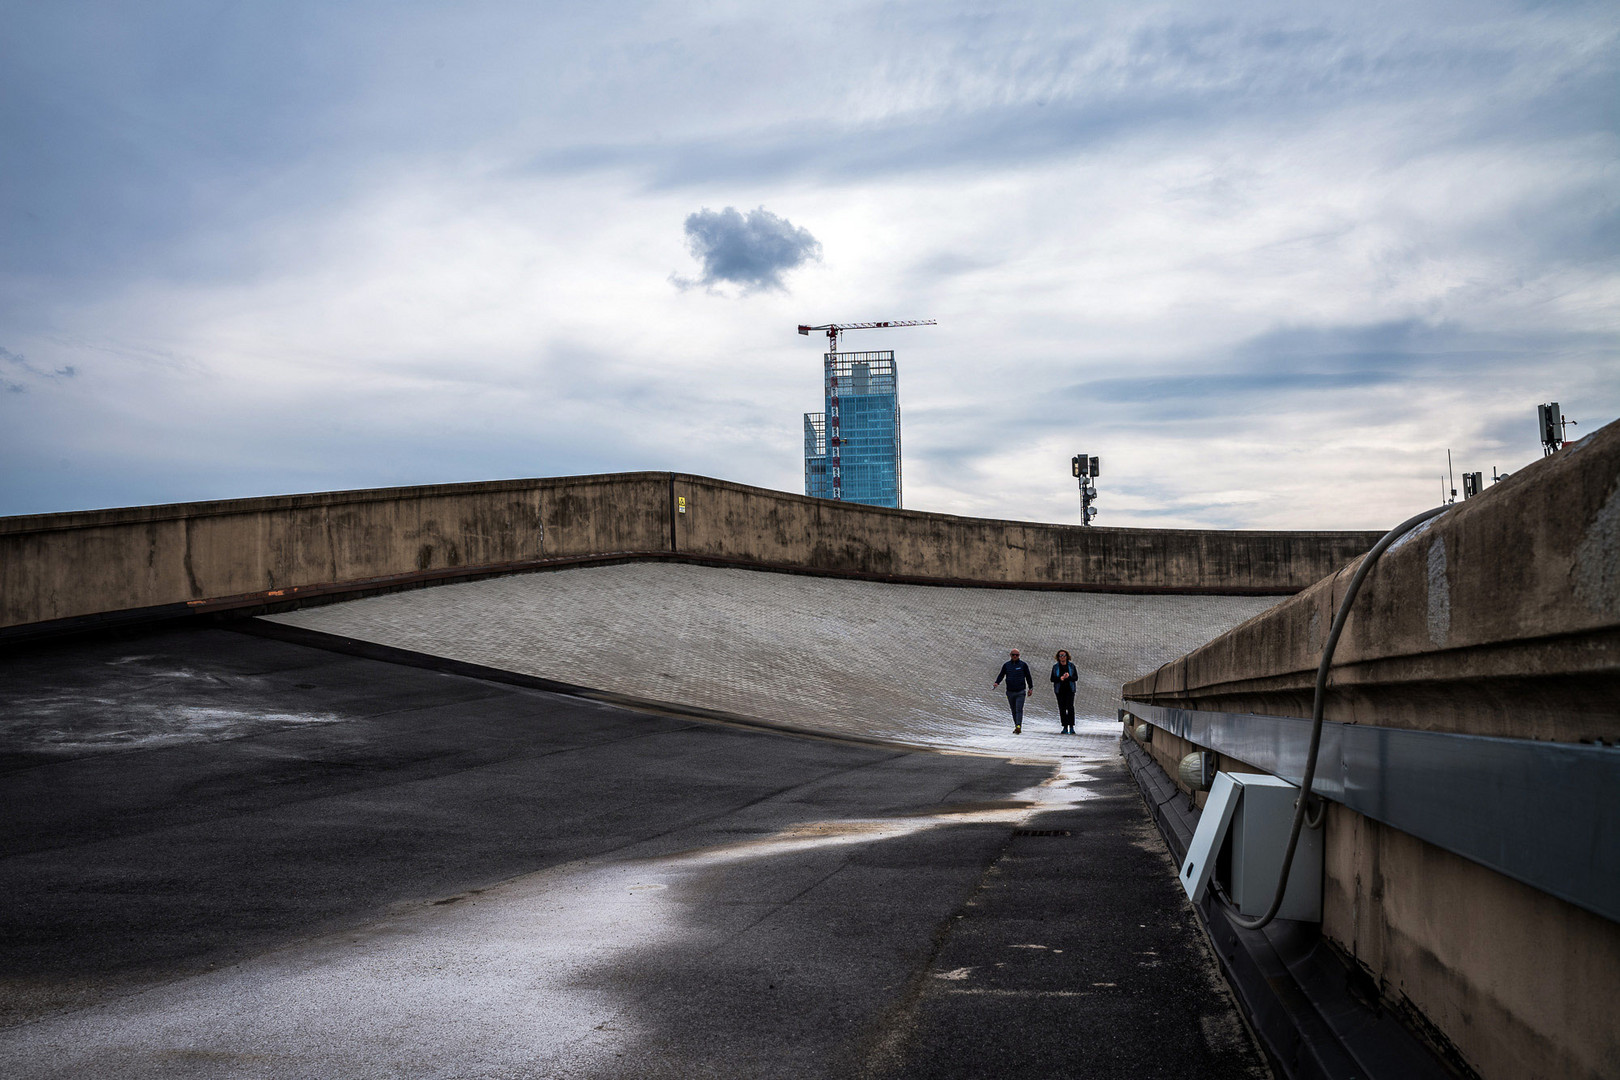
1051;650;1078;734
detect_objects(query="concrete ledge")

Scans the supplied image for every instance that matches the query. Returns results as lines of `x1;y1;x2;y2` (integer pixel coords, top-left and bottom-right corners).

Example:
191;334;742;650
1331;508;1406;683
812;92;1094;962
1;470;1380;635
1124;419;1620;740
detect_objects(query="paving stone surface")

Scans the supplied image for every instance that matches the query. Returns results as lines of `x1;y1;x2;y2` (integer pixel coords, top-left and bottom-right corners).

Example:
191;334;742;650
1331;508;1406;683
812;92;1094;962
267;562;1279;761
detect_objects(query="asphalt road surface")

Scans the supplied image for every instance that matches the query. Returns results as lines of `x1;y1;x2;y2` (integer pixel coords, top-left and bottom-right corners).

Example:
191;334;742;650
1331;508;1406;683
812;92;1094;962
0;620;1269;1078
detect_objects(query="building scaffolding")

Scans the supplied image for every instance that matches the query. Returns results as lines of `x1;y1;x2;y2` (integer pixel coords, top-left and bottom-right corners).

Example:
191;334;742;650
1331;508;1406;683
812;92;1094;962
804;413;829;499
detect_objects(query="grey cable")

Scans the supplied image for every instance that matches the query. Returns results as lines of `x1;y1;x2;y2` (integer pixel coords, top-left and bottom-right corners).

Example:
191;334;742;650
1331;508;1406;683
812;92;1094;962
1226;503;1451;931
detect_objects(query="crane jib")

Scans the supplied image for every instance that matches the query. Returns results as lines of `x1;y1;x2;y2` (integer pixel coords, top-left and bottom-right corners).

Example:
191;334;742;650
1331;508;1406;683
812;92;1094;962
795;320;937;355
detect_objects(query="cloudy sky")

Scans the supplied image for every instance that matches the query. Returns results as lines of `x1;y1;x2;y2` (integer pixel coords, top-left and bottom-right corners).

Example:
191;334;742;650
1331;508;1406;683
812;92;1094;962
2;1;1616;528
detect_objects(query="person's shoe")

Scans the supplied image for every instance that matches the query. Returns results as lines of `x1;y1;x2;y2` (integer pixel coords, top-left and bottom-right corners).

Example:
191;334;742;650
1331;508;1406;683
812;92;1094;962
1014;726;1021;734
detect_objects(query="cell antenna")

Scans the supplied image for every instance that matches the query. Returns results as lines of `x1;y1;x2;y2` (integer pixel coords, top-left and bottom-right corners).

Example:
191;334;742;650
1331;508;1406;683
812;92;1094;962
1071;454;1100;525
1538;402;1578;456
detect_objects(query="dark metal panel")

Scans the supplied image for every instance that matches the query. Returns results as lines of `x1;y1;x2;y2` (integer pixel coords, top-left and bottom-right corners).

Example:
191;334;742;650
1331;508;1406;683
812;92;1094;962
1122;702;1620;925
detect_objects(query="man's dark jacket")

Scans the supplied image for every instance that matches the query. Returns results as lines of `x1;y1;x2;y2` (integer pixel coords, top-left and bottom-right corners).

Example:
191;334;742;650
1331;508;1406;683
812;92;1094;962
996;659;1034;694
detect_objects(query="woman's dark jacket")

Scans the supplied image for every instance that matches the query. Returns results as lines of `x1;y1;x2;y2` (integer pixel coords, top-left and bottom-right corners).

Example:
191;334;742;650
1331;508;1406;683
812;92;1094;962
1051;661;1078;696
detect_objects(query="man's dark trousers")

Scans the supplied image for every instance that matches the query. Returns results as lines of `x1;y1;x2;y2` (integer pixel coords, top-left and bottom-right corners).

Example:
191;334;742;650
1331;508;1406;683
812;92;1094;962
1007;690;1026;728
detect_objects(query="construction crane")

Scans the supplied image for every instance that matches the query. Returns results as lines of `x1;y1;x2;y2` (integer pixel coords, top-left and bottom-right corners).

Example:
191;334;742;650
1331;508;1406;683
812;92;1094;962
797;319;936;354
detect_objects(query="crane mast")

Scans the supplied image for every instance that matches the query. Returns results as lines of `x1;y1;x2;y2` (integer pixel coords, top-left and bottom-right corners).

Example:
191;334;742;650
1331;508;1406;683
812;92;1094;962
797;319;936;503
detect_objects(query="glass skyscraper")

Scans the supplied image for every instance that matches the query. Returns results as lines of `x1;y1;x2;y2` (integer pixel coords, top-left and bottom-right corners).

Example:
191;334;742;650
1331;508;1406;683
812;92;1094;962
803;350;901;508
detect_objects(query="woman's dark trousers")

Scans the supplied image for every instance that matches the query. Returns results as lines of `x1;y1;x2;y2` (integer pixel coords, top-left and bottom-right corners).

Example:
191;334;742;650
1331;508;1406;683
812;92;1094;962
1056;688;1076;731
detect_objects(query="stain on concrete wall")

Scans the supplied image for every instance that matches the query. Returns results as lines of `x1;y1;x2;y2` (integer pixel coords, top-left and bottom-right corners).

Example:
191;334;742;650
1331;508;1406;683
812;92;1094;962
1425;538;1450;647
1573;475;1620;617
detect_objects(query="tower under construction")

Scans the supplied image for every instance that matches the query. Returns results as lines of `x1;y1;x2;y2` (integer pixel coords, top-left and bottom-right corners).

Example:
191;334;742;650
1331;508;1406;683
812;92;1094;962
798;320;932;510
804;352;901;508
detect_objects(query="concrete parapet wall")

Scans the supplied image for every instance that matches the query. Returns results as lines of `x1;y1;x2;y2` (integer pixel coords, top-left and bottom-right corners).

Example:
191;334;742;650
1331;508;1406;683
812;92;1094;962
668;474;1370;590
1125;420;1620;740
1123;418;1620;1080
1;472;1378;633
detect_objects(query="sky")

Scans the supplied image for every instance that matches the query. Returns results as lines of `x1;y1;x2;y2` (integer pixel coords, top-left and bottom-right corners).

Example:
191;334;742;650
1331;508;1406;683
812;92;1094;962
2;0;1616;529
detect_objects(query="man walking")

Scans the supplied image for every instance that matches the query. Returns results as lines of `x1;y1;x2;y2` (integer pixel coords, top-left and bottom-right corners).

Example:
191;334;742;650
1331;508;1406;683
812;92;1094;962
994;649;1035;734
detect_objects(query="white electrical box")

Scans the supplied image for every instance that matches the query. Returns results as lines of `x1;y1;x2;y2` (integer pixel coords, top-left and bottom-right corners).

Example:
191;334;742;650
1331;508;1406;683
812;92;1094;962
1179;771;1323;923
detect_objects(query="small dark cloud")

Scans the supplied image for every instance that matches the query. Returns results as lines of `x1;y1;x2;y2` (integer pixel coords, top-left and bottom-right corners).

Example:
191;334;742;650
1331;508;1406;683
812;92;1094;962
677;206;821;292
0;345;76;393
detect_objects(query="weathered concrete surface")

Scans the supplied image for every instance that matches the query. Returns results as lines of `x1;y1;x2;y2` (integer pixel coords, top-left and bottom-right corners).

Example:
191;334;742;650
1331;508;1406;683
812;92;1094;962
669;473;1369;594
1125;418;1620;740
1123;420;1620;1080
264;561;1280;759
0;627;1268;1079
0;479;548;630
0;471;1378;632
